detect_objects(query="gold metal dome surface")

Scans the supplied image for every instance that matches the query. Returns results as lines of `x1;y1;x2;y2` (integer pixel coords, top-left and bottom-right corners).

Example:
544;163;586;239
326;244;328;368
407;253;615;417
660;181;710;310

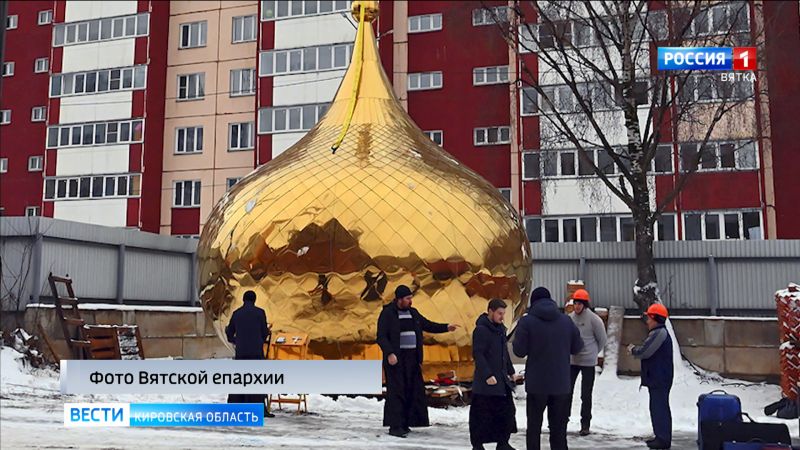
198;1;532;380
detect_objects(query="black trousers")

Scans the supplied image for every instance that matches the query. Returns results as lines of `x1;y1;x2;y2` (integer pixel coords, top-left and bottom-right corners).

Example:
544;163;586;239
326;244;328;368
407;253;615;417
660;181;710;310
526;393;570;450
383;349;429;429
648;386;672;445
569;365;596;428
227;353;267;415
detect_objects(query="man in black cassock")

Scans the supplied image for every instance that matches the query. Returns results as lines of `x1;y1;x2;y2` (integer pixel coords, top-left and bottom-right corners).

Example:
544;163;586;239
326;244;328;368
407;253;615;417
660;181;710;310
225;290;272;417
377;285;459;438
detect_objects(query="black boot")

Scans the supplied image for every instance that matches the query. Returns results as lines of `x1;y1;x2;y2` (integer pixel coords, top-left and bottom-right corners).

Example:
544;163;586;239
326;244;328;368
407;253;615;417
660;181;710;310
388;427;408;438
496;441;515;450
647;438;670;449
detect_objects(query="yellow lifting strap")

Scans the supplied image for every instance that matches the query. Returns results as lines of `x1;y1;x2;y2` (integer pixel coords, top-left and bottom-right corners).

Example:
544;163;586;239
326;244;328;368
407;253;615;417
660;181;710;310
330;6;366;154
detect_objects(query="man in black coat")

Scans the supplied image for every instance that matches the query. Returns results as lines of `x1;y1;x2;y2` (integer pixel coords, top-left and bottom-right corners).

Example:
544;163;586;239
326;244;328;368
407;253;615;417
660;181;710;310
512;287;583;450
377;285;458;438
470;298;519;450
225;290;270;415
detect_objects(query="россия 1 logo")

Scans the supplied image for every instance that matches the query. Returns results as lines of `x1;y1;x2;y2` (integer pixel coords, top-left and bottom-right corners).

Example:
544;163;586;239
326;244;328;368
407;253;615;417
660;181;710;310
658;47;757;71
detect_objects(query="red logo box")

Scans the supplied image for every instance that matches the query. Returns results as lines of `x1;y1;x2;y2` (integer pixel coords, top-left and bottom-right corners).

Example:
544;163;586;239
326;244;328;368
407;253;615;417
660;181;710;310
733;47;757;70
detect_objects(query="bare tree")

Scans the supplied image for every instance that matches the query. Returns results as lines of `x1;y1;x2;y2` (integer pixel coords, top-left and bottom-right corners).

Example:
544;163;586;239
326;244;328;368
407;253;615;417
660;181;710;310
487;0;765;310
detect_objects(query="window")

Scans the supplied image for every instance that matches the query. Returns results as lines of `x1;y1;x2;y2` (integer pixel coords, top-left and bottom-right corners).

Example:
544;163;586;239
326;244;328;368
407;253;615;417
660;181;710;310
474;126;511;146
179;21;207;49
28;156;44;171
53;13;149;46
656;215;676;241
679;74;753;103
44;174;141;200
38;10;53;25
34;58;49;73
3;62;14;77
0;158;7;173
473;66;509;86
473;6;508;26
683;210;762;240
6;15;18;30
423;130;443;146
652;145;673;173
173;180;201;207
407;72;443;91
521;87;538;115
538;20;572;50
226;177;242;190
258;103;329;134
177;73;205;100
232;15;256;43
229;122;254;150
46;119;144;148
259;42;353;76
499;188;511;202
1;110;11;125
677;2;750;38
175;126;203;154
50;66;146;97
25;207;41;217
230;68;256;96
261;0;350;20
679;140;758;172
522;152;540;180
408;14;442;33
524;217;541;242
30;106;46;122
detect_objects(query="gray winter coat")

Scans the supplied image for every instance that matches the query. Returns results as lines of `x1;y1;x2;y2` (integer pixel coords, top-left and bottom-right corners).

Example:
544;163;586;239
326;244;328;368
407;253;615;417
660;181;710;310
568;309;607;367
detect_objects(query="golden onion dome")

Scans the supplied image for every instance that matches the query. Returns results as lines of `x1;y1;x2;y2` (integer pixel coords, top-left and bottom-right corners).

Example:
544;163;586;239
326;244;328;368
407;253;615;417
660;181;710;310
198;0;532;380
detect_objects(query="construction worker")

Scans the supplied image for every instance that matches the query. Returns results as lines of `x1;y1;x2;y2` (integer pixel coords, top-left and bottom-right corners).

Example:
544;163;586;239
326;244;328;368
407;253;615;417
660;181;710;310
628;303;673;450
568;289;607;436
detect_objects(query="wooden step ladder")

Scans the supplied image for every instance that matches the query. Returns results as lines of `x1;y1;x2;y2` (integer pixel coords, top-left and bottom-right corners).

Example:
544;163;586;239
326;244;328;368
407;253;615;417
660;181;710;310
48;273;91;359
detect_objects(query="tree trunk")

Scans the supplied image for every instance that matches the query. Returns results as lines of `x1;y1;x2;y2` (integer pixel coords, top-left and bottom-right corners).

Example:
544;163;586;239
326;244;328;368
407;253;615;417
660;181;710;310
632;185;659;311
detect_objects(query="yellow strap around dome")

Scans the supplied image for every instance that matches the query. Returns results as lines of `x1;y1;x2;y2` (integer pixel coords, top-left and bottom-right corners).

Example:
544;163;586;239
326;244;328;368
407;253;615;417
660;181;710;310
330;6;366;154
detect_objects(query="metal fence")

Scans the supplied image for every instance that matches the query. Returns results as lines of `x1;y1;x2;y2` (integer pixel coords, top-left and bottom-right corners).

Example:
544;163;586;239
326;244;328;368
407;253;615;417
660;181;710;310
1;217;198;311
530;240;800;314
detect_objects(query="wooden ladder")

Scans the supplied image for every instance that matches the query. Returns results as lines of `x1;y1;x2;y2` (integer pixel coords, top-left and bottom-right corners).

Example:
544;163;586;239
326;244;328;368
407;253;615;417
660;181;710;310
48;273;91;359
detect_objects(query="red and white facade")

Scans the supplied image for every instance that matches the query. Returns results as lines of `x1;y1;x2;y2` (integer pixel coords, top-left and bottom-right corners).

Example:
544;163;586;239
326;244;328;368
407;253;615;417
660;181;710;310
2;0;799;241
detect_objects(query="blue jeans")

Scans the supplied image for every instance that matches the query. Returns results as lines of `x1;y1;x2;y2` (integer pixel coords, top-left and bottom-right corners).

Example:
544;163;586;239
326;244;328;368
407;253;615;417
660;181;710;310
648;385;672;445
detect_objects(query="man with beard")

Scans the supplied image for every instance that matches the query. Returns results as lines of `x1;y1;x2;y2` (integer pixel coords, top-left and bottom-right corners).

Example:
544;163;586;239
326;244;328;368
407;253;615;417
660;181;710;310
377;285;459;438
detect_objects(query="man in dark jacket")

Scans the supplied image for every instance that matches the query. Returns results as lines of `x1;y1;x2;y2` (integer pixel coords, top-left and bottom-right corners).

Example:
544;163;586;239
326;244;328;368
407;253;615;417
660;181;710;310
377;285;458;438
512;287;583;450
470;298;519;450
629;303;673;450
225;290;270;415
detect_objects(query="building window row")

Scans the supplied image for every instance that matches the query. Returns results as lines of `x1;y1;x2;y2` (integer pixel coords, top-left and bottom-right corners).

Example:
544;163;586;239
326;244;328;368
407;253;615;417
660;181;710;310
474;126;511;146
259;43;354;77
526;214;677;243
258;103;330;134
44;174;141;201
423;130;443;146
6;11;52;28
47;119;144;149
261;1;350;21
50;65;146;97
473;65;509;86
408;14;442;34
679;141;758;172
175;126;203;154
408;71;443;91
229;122;255;151
684;210;762;240
173;180;201;207
232;15;257;43
522;145;673;180
179;21;207;49
473;7;509;26
679;74;753;103
230;68;256;96
54;13;149;47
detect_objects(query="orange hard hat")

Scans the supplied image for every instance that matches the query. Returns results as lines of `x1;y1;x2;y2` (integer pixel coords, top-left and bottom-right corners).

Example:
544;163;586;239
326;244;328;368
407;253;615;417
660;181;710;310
572;289;590;302
646;303;669;319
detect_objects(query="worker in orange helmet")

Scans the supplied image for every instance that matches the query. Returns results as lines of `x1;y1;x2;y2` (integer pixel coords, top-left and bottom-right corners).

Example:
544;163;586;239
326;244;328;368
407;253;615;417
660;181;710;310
628;303;673;449
567;289;607;436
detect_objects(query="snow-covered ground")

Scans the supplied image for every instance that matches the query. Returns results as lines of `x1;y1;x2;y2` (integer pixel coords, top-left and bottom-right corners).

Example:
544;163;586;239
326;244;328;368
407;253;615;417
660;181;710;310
1;346;797;449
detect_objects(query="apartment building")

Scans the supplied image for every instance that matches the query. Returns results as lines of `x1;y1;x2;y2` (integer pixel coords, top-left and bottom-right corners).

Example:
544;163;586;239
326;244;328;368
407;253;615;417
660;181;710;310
2;0;799;240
